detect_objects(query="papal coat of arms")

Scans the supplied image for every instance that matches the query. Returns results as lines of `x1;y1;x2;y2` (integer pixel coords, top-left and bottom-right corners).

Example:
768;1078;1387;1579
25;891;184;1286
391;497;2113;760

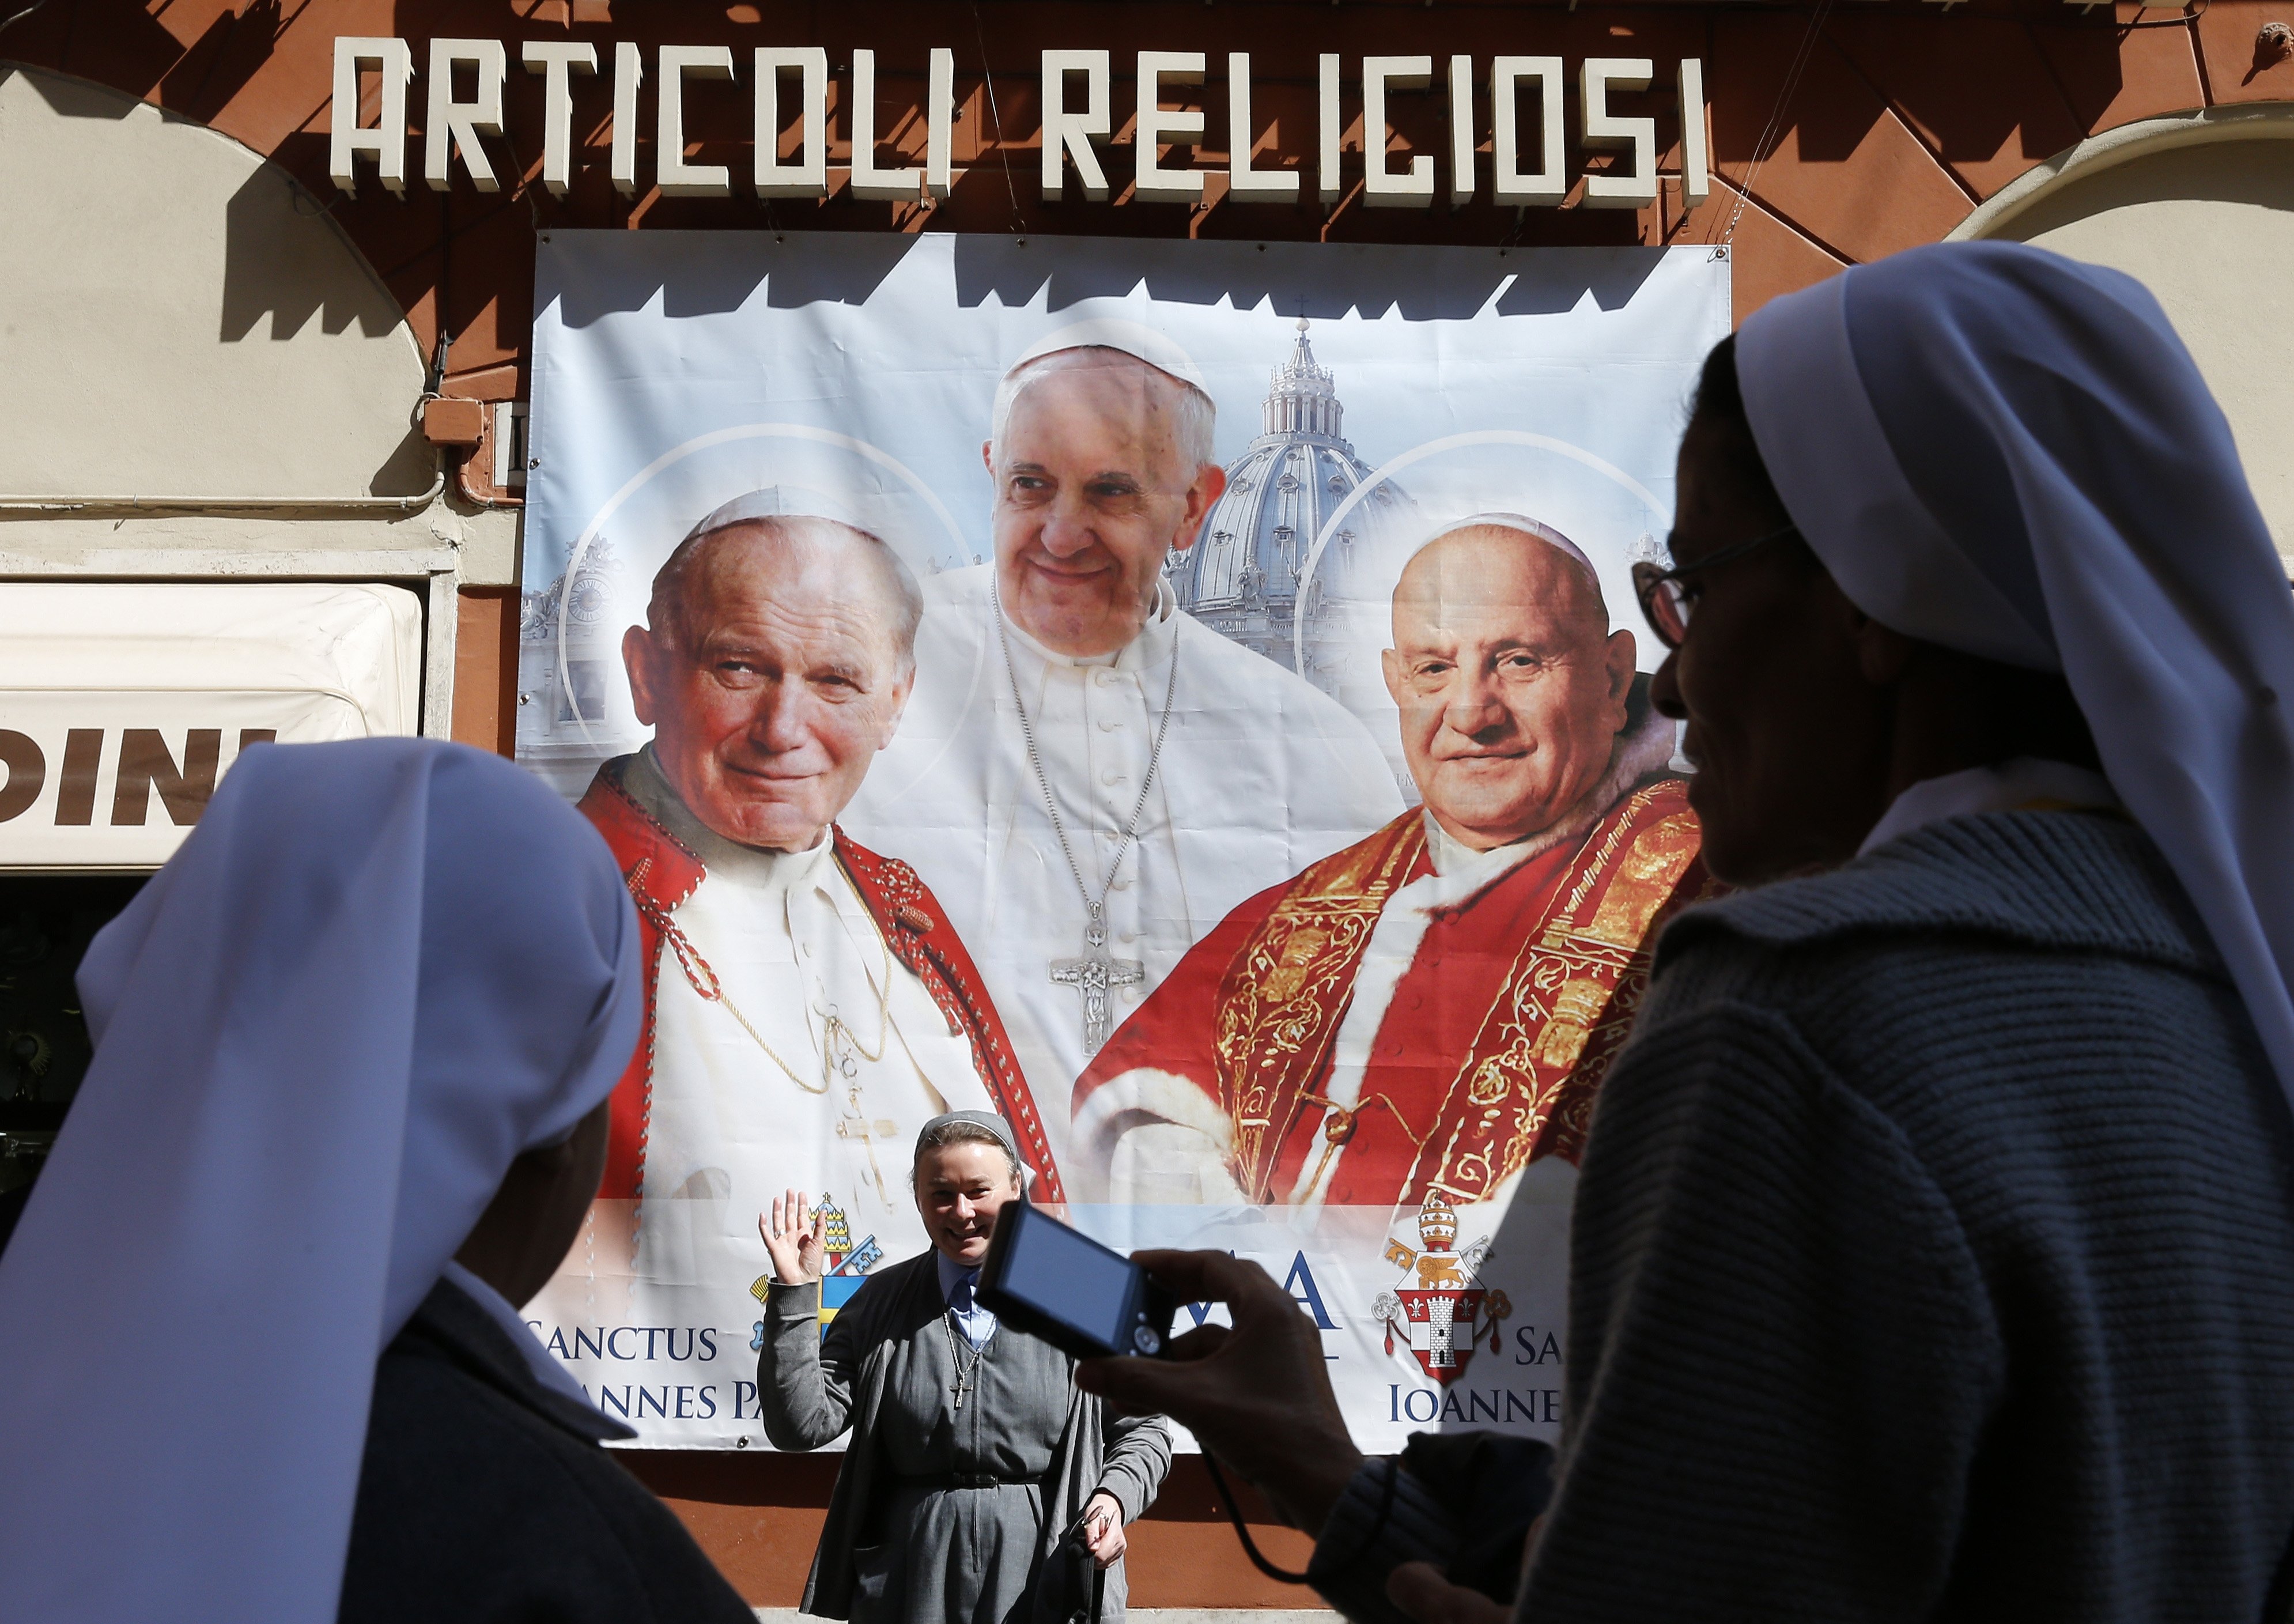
750;1196;885;1350
1371;1189;1511;1386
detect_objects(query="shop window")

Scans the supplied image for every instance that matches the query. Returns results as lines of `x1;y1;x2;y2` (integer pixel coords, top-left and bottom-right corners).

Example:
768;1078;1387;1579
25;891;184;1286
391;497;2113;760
0;875;147;1255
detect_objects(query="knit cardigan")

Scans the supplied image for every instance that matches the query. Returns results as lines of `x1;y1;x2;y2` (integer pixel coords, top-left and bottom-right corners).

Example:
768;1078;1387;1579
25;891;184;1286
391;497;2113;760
1313;810;2294;1624
759;1251;1171;1623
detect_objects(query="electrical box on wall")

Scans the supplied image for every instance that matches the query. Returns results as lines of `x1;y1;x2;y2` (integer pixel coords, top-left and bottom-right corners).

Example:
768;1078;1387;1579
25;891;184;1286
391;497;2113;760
422;396;486;446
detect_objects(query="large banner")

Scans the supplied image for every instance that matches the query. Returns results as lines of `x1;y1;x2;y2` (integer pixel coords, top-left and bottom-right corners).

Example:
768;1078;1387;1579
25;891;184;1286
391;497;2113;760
519;231;1728;1450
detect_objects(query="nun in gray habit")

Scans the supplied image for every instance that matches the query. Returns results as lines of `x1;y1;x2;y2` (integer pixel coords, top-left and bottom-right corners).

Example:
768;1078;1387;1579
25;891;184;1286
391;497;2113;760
757;1111;1171;1624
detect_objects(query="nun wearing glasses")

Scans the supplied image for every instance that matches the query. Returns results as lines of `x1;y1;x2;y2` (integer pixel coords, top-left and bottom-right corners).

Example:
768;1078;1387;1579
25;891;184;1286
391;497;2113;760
1080;241;2294;1624
756;1111;1170;1624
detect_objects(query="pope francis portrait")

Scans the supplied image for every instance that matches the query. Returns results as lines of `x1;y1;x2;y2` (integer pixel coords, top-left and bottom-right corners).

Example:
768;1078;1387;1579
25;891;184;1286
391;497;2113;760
1069;515;1718;1212
576;493;1063;1284
839;324;1402;1168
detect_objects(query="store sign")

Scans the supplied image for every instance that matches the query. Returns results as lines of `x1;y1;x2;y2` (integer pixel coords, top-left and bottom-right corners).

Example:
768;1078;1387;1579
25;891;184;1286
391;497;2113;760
0;584;425;868
0;716;279;868
518;228;1729;1449
328;38;1709;212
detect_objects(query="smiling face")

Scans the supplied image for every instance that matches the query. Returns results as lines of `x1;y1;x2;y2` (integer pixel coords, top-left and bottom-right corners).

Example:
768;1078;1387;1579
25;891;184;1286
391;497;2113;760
1382;527;1638;851
622;522;913;851
985;353;1225;656
914;1139;1022;1267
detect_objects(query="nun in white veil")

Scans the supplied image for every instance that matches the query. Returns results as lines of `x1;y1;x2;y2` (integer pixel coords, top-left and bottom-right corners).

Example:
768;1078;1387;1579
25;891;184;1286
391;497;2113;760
1070;241;2294;1624
0;739;754;1624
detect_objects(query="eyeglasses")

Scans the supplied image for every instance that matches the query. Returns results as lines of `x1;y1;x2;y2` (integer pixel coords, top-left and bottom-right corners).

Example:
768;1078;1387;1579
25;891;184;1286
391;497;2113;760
1631;523;1800;650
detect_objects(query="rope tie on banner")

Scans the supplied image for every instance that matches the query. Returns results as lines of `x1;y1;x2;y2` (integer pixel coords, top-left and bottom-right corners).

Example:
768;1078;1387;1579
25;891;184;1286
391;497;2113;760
0;0;56;35
1721;0;1839;252
970;1;1028;234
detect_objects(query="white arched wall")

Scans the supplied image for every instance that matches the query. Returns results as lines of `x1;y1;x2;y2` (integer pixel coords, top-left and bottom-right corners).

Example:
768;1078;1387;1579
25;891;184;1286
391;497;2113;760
0;62;528;738
1952;105;2294;558
0;63;433;501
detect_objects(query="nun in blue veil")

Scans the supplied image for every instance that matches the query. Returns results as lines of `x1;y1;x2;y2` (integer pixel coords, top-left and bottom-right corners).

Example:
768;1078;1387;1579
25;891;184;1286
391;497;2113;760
0;740;755;1624
1079;241;2294;1624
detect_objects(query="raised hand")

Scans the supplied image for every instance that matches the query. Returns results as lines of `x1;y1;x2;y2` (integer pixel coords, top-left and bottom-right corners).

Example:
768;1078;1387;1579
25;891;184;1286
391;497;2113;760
759;1188;826;1285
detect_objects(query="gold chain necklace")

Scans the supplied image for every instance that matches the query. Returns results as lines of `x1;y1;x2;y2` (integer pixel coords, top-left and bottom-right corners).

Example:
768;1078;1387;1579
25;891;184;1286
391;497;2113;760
629;862;894;1094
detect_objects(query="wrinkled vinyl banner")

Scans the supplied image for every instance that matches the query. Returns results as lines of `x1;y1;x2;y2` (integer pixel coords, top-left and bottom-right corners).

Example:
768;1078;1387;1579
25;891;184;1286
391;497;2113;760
520;231;1730;1449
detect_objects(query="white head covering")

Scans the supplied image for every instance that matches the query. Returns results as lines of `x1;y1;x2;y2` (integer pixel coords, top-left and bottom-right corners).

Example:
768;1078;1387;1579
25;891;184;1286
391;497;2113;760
1419;511;1605;612
0;738;642;1624
991;318;1217;467
1736;240;2294;1111
682;484;876;543
1003;315;1210;395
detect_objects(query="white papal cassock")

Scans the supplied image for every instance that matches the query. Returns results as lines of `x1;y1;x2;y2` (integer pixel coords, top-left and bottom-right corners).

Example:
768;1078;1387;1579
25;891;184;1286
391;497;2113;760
618;750;999;1287
840;564;1404;1166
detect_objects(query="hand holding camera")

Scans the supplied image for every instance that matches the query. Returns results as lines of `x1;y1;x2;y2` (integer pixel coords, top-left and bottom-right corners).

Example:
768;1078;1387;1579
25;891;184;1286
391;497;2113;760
1073;1249;1365;1542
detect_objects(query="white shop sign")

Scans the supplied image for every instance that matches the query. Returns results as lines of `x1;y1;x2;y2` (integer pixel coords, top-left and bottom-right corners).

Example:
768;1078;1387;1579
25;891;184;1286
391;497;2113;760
0;583;423;868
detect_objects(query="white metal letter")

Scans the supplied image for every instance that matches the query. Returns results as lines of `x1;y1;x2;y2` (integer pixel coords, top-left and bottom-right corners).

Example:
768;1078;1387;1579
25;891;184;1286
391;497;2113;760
329;36;411;197
611;42;642;197
657;45;735;197
523;43;597;198
1581;58;1658;209
1040;49;1110;201
1362;55;1434;207
1226;52;1298;199
1680;58;1711;206
1318;52;1342;203
926;47;955;198
1447;54;1473;205
1134;50;1205;203
1491;56;1564;205
424;39;507;194
754;48;829;198
849;48;925;200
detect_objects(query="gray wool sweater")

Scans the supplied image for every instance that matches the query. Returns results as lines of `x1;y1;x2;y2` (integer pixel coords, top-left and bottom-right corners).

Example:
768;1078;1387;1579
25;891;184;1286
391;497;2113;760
759;1251;1171;1624
1312;810;2294;1623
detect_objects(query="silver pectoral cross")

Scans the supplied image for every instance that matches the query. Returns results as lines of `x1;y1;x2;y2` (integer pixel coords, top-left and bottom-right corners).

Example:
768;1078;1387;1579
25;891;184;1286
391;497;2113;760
1050;906;1144;1052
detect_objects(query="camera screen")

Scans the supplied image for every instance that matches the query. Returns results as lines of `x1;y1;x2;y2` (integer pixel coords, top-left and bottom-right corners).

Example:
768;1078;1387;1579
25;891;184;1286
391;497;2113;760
999;1207;1136;1351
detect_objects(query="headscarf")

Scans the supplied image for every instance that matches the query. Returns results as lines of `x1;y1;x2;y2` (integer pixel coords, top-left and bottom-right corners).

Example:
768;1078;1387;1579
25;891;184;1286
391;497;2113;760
0;739;642;1624
915;1110;1025;1183
1735;240;2294;1113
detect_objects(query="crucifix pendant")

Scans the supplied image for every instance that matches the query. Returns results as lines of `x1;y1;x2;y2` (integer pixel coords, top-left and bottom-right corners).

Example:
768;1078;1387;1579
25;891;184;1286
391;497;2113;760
1050;906;1144;1052
950;1370;973;1410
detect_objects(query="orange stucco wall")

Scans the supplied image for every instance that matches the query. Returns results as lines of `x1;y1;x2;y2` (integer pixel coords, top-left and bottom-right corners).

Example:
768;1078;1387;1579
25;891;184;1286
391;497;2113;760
16;0;2284;392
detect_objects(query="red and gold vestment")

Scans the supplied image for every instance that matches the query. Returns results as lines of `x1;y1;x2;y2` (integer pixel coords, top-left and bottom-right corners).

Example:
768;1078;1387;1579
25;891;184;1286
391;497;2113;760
577;757;1065;1203
1071;775;1714;1208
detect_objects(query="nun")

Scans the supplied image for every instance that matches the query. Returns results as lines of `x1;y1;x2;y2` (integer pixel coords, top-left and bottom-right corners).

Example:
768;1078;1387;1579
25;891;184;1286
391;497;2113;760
1081;241;2294;1624
756;1111;1171;1624
0;739;755;1624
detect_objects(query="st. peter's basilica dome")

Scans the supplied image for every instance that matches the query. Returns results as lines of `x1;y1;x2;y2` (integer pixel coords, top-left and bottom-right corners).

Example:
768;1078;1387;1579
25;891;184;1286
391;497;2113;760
1167;319;1411;673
